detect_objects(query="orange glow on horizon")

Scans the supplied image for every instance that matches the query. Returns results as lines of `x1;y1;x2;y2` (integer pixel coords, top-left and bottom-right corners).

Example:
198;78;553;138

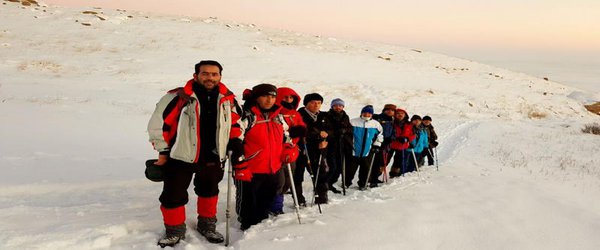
43;0;600;57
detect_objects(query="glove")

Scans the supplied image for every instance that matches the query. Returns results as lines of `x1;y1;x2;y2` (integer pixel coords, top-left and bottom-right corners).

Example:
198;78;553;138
431;140;439;148
371;145;380;153
288;125;307;138
228;138;245;165
394;137;408;143
281;144;299;163
383;138;392;145
233;166;252;182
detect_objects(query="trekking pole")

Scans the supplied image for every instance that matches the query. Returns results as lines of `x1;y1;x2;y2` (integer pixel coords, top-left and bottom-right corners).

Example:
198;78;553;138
225;151;233;246
435;147;439;171
303;144;322;214
286;163;302;224
427;148;436;171
312;153;323;211
364;148;378;190
382;146;389;183
427;148;433;167
340;136;346;196
341;153;347;196
410;150;421;178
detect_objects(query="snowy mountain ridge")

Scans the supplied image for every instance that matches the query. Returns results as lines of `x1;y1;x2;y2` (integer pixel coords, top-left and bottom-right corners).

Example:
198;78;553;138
1;2;599;249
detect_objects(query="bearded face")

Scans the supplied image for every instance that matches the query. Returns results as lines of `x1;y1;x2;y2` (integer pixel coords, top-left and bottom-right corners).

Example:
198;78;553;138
194;65;221;90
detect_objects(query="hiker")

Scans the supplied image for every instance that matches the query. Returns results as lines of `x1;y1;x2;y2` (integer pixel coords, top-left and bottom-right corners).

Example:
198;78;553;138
372;104;396;185
147;60;243;247
323;98;353;193
421;116;438;166
233;84;298;230
345;105;383;189
270;87;306;215
295;93;331;204
389;108;413;177
406;115;428;173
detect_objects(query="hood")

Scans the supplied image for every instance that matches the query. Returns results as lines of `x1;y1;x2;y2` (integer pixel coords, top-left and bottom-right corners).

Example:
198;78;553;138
276;87;301;110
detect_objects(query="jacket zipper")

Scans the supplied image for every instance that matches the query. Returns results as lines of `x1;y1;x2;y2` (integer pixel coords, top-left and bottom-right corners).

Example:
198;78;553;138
194;100;201;163
359;120;368;157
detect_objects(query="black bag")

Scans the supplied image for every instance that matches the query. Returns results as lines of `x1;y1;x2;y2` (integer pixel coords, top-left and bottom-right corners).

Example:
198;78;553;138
145;159;164;182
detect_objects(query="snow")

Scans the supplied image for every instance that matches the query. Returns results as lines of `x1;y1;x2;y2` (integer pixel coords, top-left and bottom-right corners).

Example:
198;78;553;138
1;2;600;249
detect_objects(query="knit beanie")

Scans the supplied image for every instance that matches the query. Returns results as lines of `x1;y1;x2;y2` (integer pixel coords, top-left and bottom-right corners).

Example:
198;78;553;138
251;83;277;97
361;105;374;115
423;115;432;121
303;93;324;106
411;115;422;121
383;104;397;111
330;98;345;107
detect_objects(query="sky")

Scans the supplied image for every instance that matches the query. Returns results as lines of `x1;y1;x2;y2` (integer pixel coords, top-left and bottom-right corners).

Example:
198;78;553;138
44;0;600;92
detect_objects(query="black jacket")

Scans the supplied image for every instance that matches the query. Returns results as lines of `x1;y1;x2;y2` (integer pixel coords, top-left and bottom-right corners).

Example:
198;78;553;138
298;107;330;149
324;109;354;156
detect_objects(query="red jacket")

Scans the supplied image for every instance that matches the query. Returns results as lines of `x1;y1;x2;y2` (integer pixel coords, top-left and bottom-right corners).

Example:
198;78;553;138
390;122;415;151
243;105;286;174
276;87;306;145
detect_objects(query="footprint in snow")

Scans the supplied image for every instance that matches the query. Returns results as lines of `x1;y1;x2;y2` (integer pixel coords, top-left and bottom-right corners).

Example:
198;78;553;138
272;234;304;242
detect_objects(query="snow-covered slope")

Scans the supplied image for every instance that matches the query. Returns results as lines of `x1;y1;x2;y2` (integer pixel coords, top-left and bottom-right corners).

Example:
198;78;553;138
1;2;599;249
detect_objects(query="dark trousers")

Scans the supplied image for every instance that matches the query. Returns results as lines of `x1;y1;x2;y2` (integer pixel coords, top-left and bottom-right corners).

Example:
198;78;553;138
293;153;308;204
390;149;410;177
270;165;289;213
236;169;282;229
276;162;294;195
422;148;434;166
294;146;329;204
325;151;352;187
159;159;224;208
406;151;421;173
345;154;376;188
373;147;394;180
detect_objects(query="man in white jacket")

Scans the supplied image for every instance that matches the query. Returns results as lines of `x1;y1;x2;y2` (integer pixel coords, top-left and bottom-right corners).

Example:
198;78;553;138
147;60;243;247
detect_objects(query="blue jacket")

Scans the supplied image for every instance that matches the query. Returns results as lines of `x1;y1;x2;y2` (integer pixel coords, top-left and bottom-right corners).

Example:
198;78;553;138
373;113;395;140
409;125;429;154
351;117;383;157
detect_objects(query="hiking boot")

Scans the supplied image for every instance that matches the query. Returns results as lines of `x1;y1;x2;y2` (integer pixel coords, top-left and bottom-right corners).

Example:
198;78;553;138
315;184;329;204
389;167;401;178
240;223;251;231
297;194;306;207
329;186;342;194
197;216;224;244
157;224;186;248
270;210;284;216
369;182;378;188
315;196;328;204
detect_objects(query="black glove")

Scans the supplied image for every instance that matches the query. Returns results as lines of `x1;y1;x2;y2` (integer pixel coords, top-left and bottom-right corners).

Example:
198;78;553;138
431;140;439;148
399;137;408;143
228;138;245;165
289;125;307;138
383;138;392;146
371;145;380;153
